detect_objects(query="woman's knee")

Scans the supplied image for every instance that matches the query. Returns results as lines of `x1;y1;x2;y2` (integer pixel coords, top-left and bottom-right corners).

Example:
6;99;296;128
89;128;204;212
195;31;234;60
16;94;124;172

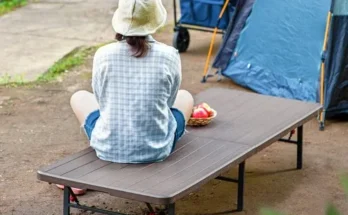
70;90;92;107
70;90;97;125
174;90;194;123
178;90;194;104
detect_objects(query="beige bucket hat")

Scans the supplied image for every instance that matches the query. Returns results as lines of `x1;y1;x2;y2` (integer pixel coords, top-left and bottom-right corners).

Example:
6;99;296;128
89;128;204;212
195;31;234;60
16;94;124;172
112;0;167;36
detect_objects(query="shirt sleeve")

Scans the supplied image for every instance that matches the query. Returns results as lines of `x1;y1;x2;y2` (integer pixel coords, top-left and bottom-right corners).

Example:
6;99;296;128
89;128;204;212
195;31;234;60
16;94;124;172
167;49;182;107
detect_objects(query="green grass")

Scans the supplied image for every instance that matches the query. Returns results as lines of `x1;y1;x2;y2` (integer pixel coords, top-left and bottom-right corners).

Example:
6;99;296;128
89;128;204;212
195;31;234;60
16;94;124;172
36;46;97;83
0;42;111;87
0;73;26;87
0;46;97;87
0;0;27;16
37;41;111;83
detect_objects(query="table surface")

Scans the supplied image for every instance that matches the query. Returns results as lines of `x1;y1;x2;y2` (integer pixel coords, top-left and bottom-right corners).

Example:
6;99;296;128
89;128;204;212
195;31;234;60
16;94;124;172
37;88;322;204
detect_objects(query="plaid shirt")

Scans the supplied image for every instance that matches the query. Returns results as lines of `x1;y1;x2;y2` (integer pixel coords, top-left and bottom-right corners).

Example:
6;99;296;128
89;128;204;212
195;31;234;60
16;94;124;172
90;36;182;163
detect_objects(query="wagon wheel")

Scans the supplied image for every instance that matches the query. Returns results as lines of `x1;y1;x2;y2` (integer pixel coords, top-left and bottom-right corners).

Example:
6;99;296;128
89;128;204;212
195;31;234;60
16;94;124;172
173;27;190;53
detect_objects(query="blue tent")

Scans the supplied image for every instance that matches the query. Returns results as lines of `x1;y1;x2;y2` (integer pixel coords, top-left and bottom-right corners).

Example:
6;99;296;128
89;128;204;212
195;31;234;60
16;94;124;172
212;0;348;130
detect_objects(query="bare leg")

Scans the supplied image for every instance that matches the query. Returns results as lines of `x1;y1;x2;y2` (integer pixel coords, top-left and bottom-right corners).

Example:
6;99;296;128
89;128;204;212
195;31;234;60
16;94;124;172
173;90;194;124
58;90;99;195
70;90;99;126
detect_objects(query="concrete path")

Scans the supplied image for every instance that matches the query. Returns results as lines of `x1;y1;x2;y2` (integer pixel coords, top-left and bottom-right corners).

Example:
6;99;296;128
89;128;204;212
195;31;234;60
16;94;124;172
0;0;174;82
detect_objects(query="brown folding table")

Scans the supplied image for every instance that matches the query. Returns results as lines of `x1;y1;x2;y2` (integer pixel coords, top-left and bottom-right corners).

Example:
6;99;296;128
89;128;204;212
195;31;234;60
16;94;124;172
37;88;322;215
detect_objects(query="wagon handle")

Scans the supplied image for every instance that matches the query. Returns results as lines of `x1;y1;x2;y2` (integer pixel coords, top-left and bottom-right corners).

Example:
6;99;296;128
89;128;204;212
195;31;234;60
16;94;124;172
202;0;230;83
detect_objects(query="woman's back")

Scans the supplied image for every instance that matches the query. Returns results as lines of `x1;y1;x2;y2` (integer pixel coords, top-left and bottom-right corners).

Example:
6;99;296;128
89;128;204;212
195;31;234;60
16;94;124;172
58;0;193;196
91;36;182;163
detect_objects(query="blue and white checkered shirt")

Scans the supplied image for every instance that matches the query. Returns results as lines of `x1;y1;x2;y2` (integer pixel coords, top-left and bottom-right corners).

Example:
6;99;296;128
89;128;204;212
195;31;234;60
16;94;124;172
90;36;182;163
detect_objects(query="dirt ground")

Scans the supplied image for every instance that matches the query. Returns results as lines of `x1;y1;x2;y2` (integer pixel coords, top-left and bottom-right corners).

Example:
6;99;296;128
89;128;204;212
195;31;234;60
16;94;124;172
1;29;348;215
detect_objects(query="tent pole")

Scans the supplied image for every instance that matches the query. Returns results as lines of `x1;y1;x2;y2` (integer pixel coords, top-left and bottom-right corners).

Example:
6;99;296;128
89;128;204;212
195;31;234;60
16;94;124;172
202;0;230;83
319;11;332;131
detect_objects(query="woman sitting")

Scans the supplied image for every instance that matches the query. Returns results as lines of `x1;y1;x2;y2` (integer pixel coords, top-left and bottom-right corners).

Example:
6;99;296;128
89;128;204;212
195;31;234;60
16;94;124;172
58;0;194;195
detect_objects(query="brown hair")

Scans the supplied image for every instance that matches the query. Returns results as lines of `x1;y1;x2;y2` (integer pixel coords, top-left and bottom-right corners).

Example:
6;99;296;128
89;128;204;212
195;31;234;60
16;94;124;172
115;33;149;58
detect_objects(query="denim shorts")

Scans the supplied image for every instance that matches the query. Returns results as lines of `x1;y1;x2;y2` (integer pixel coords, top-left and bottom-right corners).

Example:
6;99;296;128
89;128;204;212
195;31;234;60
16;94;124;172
84;108;186;152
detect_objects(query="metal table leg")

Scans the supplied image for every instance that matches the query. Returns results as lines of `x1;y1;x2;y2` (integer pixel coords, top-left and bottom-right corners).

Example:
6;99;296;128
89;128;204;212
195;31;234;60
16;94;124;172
63;186;70;215
297;125;303;169
237;161;245;211
167;203;175;215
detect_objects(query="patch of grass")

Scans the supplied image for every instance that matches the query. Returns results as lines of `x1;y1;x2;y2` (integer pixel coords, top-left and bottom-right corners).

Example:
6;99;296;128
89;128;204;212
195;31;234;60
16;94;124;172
0;73;25;86
0;0;27;16
0;41;111;88
37;42;111;83
36;46;96;83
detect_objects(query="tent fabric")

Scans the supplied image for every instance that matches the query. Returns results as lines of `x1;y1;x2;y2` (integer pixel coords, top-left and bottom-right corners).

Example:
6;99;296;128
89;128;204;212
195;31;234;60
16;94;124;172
212;0;348;120
324;15;348;117
333;0;348;15
212;0;254;70
214;0;332;102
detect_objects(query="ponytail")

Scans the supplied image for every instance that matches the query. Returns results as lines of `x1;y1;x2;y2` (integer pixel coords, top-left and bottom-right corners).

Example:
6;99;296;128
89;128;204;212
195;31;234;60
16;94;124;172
115;33;149;58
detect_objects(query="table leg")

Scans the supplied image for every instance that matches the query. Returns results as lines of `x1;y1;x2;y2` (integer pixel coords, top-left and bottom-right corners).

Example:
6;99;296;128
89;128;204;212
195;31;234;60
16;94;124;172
63;186;70;215
297;126;303;169
167;203;175;215
237;161;245;211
